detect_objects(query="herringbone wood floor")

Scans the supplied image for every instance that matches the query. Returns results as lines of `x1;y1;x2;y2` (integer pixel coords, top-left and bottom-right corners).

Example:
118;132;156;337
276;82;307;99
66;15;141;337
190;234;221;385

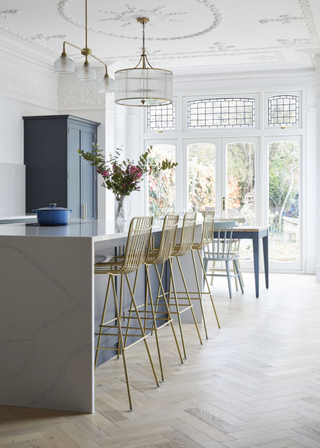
1;274;320;448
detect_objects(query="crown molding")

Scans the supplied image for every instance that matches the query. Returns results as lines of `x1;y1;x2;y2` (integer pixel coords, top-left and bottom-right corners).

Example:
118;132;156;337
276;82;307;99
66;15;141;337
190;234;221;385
172;67;316;92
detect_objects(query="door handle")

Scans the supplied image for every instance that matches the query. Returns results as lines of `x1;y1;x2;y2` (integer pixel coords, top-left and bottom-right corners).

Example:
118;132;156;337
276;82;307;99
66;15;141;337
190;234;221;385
82;204;87;220
223;197;226;211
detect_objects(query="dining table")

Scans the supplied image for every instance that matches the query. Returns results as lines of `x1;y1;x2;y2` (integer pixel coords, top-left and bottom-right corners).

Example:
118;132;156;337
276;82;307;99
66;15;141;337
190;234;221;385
214;224;269;298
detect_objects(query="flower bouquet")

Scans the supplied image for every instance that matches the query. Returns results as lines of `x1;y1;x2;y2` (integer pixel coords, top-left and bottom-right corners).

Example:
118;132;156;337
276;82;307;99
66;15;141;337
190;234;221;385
77;145;177;221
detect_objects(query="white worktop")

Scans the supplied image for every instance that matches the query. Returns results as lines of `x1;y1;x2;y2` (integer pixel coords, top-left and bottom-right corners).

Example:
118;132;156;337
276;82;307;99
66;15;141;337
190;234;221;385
0;214;37;223
0;218;192;241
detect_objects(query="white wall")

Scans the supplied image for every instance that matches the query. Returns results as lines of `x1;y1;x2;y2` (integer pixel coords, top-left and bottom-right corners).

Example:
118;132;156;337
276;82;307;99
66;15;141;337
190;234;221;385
0;47;58;214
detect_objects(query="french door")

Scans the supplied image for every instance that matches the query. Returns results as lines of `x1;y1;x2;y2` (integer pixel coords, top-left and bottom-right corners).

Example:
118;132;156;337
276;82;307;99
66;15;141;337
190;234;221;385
265;136;301;271
183;137;259;223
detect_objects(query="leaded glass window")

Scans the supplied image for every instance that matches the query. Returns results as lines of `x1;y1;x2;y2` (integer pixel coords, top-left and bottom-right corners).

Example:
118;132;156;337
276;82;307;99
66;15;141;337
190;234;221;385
147;103;175;131
268;95;299;126
187;98;255;129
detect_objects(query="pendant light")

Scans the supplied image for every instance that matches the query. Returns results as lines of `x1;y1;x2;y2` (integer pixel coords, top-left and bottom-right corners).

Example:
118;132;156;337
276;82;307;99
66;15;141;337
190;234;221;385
54;0;115;92
115;18;173;107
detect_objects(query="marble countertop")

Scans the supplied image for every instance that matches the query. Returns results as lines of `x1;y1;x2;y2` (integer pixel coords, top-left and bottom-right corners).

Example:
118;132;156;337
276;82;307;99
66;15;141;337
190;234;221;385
0;218;203;242
0;218;165;242
0;214;37;222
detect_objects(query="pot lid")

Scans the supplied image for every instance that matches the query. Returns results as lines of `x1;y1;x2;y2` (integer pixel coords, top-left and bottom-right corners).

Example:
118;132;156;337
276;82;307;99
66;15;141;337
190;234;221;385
33;203;72;212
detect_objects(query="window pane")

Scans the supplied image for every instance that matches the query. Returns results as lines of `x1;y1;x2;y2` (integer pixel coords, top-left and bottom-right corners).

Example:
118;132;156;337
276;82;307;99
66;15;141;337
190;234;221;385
147;103;176;131
227;142;255;260
187;98;255;129
227;143;255;224
187;143;216;212
148;144;176;219
268;95;299;126
269;141;299;262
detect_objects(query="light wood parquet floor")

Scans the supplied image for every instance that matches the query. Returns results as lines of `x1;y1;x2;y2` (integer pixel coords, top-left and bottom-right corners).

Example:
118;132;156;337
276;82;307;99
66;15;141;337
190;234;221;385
1;273;320;448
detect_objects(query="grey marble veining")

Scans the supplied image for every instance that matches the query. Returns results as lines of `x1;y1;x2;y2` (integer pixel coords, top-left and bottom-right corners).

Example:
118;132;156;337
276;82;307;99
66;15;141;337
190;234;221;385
0;236;94;412
0;163;25;215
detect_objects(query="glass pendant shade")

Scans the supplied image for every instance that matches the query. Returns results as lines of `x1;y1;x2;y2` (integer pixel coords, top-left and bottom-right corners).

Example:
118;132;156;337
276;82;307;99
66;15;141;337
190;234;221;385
54;55;75;74
77;64;96;82
98;75;115;93
114;67;173;106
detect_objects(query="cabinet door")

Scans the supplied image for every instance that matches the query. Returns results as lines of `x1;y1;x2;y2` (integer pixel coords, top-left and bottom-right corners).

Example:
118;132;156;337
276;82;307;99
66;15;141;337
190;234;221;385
81;125;97;219
67;123;82;219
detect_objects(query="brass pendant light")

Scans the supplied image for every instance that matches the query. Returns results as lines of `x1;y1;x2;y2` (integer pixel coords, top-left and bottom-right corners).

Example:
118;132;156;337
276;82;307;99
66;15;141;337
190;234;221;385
114;18;173;107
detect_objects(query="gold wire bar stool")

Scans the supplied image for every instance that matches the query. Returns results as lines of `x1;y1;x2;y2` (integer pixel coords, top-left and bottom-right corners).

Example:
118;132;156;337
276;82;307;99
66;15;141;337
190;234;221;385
94;216;160;411
188;210;220;339
158;212;203;359
125;214;184;382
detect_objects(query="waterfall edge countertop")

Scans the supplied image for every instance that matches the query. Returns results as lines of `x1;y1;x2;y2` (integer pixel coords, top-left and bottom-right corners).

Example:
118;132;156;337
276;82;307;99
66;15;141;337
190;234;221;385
0;218;204;414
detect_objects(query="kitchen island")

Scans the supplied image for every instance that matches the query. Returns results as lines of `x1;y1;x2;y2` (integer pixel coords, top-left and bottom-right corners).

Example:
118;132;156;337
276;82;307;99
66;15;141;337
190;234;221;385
0;219;203;413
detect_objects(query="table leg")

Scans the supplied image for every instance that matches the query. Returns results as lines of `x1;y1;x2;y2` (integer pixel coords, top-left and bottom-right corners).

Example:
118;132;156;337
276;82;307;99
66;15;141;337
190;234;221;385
252;233;259;298
262;233;269;289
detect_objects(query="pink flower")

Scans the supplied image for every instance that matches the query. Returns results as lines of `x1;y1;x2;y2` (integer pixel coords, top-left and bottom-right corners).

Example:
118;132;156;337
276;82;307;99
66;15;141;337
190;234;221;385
101;170;109;177
129;165;143;179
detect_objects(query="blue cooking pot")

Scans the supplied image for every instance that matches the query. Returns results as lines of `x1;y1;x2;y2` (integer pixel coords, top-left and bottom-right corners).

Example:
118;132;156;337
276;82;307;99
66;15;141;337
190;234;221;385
32;203;72;226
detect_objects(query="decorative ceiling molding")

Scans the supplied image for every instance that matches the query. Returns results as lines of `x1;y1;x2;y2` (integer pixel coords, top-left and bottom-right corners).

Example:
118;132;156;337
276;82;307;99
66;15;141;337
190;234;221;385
298;0;320;45
0;10;20;19
58;75;105;110
0;58;57;108
259;14;303;25
58;0;222;41
98;4;186;28
277;38;312;46
209;42;235;52
30;34;68;43
0;26;60;55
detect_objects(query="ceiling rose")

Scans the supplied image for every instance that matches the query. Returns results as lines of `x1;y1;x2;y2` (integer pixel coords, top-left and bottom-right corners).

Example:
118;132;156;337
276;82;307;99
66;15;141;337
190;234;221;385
59;0;222;41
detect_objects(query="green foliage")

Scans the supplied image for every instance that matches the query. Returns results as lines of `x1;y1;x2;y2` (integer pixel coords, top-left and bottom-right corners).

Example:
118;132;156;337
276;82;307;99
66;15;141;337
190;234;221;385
148;147;176;219
78;144;177;201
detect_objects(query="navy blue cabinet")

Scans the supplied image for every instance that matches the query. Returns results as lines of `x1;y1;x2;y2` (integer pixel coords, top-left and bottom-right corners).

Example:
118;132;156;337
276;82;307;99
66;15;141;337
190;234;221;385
24;115;100;219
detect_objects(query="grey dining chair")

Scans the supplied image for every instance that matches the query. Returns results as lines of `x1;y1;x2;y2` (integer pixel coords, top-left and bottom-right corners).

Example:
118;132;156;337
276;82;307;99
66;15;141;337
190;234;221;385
203;220;244;298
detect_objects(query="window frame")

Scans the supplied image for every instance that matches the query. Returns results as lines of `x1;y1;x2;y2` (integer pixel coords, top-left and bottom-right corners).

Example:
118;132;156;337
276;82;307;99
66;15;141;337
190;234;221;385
182;93;260;132
264;90;302;130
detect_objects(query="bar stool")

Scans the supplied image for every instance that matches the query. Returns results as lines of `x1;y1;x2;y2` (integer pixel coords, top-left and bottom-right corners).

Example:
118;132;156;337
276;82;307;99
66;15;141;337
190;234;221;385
125;214;184;382
94;216;159;411
188;210;220;339
159;212;203;359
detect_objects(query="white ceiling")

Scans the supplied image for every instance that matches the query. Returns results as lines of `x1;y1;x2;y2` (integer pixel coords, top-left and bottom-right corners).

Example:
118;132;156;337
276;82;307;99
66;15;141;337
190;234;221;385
0;0;319;75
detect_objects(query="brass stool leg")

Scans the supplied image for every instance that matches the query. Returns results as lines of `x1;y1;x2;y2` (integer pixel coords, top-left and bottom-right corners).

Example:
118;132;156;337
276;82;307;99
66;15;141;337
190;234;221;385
146;265;165;382
95;275;112;369
197;249;220;329
191;249;208;339
124;269;139;349
111;276;133;411
176;257;203;345
168;258;188;359
154;264;184;365
125;274;160;388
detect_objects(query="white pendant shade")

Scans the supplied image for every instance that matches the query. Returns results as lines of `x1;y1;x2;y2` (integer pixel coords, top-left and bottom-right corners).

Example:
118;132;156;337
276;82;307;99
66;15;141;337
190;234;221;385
98;75;115;93
115;67;173;107
54;55;75;74
77;64;96;82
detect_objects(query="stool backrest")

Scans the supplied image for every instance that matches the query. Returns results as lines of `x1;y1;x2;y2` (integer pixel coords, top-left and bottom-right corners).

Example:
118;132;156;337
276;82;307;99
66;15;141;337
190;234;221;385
146;214;179;265
211;220;236;260
174;212;197;257
193;210;215;250
123;216;153;273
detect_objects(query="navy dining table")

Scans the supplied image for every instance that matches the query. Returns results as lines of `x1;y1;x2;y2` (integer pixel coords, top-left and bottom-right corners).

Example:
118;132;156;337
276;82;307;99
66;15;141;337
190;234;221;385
213;225;269;298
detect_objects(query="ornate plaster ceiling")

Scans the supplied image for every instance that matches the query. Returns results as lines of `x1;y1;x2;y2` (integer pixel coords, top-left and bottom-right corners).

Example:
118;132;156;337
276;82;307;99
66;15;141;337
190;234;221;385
0;0;319;74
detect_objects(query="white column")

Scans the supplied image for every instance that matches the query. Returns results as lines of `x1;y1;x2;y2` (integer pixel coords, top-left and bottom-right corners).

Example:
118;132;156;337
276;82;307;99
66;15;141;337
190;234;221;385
315;54;320;282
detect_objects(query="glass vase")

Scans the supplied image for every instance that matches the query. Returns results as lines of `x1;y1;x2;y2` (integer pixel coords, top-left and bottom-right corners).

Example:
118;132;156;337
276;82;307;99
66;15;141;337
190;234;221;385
114;195;128;222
